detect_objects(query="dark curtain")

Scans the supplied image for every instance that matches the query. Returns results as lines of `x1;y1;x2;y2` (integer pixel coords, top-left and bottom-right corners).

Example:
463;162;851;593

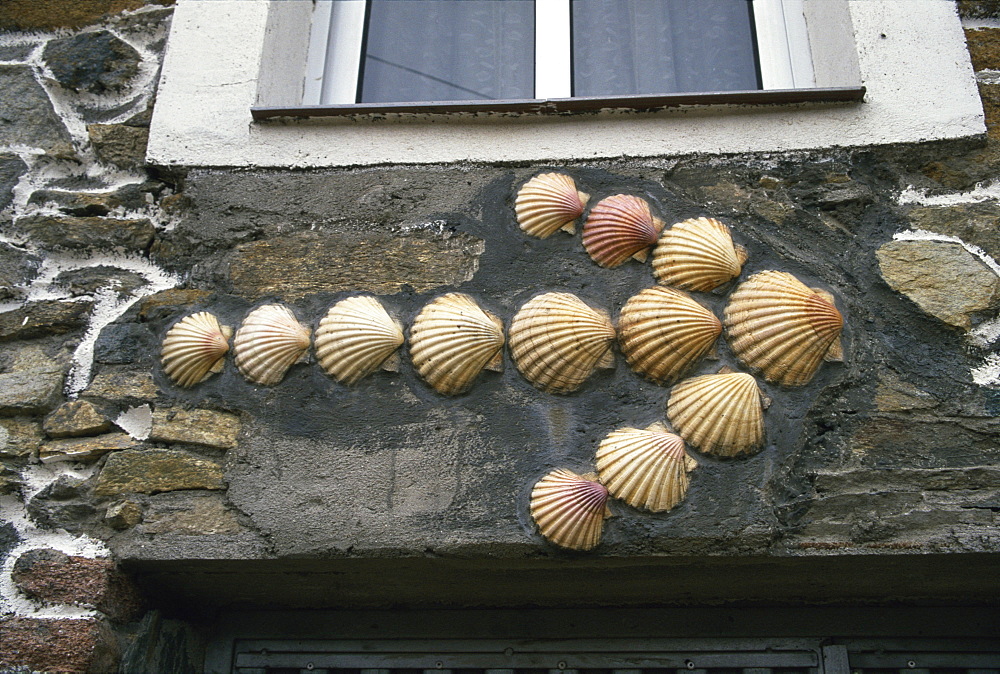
571;0;759;97
360;0;535;103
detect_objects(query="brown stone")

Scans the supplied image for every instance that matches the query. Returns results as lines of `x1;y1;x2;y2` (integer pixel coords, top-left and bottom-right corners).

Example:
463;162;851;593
105;499;143;529
43;400;112;439
137;288;211;320
10;215;155;252
94;448;225;497
0;0;173;31
908;202;1000;263
39;432;140;464
12;548;143;621
0;616;119;673
0;299;93;342
978;82;1000;140
876;240;1000;330
149;408;241;450
228;229;484;300
87;124;149;168
141;492;241;535
875;371;939;412
83;368;158;402
966;27;1000;71
0;417;44;458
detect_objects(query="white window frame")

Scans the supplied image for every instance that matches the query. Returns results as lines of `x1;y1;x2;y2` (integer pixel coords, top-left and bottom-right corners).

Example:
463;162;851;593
302;0;814;107
146;0;985;169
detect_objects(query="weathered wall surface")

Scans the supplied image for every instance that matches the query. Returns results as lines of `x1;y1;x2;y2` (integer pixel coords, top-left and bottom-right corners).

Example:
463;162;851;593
2;1;1000;671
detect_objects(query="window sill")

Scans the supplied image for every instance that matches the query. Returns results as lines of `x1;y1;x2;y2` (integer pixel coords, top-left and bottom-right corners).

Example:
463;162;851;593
250;87;867;121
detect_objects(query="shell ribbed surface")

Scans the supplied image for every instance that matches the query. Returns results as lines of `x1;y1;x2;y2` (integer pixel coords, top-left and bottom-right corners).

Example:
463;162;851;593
509;292;616;394
724;270;844;387
530;468;611;550
233;304;312;386
667;371;765;457
618;286;722;385
514;173;589;238
315;296;404;385
161;312;232;388
595;424;697;512
409;293;505;396
652;217;746;291
582;194;663;268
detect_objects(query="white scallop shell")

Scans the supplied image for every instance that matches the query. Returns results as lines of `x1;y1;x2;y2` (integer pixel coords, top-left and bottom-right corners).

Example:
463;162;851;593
509;292;616;394
724;270;844;387
515;173;590;238
594;422;697;512
666;370;765;457
617;286;721;385
530;468;611;551
652;217;748;291
409;293;505;396
233;304;312;386
161;312;232;388
315;296;404;385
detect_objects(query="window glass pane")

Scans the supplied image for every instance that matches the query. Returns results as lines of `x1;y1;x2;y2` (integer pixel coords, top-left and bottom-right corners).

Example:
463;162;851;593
360;0;535;103
571;0;759;97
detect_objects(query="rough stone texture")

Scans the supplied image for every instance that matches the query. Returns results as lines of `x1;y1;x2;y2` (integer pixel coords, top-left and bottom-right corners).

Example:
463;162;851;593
139;492;241;535
10;215;155;252
42;31;140;94
0;0;172;31
55;266;149;298
959;0;1000;19
0;43;35;61
83;368;158;403
875;371;939;412
0;417;44;458
966;27;1000;71
227;229;485;300
27;477;97;532
137;288;211;321
876;240;1000;330
0;366;65;416
0;153;28;213
0;617;120;673
88;123;149;168
0;65;74;156
94;448;225;497
908;202;1000;262
0;242;39;301
118;610;203;674
148;408;240;450
95;322;152;365
978;83;1000;141
105;499;143;529
39;432;140;464
11;549;143;621
0;299;93;342
44;400;113;438
29;182;160;216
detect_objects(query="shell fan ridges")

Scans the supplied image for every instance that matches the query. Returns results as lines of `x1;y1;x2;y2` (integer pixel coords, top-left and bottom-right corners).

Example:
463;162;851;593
652;217;747;291
595;423;697;513
530;468;611;551
515;172;590;238
233;304;312;386
667;370;765;457
724;270;844;387
315;295;405;385
582;194;664;268
161;312;232;388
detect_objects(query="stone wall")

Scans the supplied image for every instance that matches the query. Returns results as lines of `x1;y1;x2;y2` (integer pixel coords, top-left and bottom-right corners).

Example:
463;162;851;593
1;1;1000;672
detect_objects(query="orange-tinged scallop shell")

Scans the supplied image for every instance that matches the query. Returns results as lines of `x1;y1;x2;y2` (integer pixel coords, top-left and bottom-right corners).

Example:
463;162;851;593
666;370;765;457
233;304;312;386
582;194;665;268
409;293;505;396
530;468;611;551
515;173;590;238
724;270;844;387
618;286;721;385
509;292;616;394
314;296;404;385
595;422;697;512
161;312;232;388
652;217;748;291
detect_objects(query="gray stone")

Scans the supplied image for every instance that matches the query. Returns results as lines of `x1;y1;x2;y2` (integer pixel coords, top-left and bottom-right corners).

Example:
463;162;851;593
228;229;484;300
876;240;1000;330
94;323;151;365
0;367;64;417
87;124;149;168
0;300;93;343
0;418;44;458
83;368;158;403
40;432;139;464
94;449;225;497
46;474;86;501
105;500;143;530
42;31;140;94
139;492;241;535
875;371;939;412
10;215;155;252
0;44;35;62
43;400;112;439
0;65;74;155
959;0;1000;20
0;242;39;301
137;289;210;322
0;153;28;212
55;266;148;299
148;408;241;450
28;182;161;216
908;202;1000;263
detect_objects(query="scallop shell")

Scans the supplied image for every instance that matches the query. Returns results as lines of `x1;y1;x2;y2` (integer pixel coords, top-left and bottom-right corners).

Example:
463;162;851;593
595;422;697;513
666;370;765;457
530;468;611;551
233;304;312;386
314;296;404;385
509;292;616;394
582;194;665;268
515;173;590;238
409;293;505;396
652;217;748;291
161;312;232;388
618;286;722;385
724;270;844;387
